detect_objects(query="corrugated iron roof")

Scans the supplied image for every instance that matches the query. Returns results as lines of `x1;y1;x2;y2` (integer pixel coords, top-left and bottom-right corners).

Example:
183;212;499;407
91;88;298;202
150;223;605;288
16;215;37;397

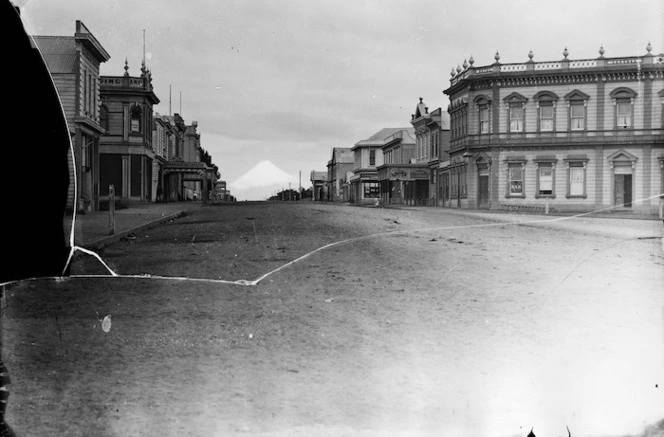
354;128;414;148
32;36;77;73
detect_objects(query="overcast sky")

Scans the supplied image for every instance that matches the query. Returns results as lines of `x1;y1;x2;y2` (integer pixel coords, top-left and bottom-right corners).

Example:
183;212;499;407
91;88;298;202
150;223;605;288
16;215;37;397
18;0;664;199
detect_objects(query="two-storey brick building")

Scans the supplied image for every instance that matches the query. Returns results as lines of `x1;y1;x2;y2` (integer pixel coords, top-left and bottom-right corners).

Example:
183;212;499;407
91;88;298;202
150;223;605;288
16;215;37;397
33;21;110;213
443;46;664;215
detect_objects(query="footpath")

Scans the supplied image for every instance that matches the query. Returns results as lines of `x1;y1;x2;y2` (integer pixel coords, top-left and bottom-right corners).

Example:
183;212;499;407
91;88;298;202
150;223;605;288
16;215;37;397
63;201;206;250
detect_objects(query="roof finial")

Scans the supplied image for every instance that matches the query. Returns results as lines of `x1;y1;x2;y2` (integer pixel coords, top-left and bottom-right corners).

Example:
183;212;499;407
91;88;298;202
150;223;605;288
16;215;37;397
646;41;652;53
456;64;462;73
450;67;456;77
563;46;569;59
494;51;500;63
469;55;474;66
599;45;605;57
419;97;423;103
528;50;534;61
124;57;129;76
462;58;468;69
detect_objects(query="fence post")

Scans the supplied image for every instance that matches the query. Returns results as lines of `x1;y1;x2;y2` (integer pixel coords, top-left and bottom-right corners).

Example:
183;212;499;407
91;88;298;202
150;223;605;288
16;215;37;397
109;185;115;235
545;198;550;215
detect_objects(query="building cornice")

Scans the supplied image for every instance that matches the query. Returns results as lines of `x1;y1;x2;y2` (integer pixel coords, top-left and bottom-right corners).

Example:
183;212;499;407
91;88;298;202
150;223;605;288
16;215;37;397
445;52;664;96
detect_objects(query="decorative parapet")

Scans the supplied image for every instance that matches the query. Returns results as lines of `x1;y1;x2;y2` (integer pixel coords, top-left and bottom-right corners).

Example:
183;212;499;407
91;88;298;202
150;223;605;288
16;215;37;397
448;44;663;89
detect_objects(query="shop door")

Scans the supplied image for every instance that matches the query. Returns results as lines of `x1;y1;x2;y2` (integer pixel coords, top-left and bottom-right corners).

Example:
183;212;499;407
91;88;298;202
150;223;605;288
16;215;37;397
478;167;489;209
442;174;449;204
614;165;633;208
615;174;633;208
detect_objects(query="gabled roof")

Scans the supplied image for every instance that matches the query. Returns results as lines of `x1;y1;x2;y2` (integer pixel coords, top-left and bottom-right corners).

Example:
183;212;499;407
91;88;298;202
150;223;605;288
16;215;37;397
32;36;77;73
353;127;413;148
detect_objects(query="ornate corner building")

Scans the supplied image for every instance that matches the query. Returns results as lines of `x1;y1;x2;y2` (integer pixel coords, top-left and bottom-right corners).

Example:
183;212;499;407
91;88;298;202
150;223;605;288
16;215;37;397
99;59;160;205
443;45;664;215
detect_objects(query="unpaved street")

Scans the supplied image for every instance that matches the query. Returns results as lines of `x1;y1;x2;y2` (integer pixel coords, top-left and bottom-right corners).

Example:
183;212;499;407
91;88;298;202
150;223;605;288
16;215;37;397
3;203;663;437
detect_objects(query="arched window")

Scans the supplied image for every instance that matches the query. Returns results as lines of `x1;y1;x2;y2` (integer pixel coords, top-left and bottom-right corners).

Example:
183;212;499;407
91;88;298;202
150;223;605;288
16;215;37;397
130;105;142;133
533;91;559;132
503;92;528;133
609;87;637;129
473;95;492;134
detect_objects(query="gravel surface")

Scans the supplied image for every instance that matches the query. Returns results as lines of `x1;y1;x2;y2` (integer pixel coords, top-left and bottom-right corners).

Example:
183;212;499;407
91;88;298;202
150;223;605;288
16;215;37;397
2;203;663;437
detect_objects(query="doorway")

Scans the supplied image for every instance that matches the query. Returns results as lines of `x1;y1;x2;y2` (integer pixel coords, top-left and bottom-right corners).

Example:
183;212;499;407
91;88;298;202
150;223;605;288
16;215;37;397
614;172;633;208
478;166;489;209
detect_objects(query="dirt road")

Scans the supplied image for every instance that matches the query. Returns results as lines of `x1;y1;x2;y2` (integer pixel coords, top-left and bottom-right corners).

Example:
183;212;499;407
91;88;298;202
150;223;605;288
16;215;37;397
2;203;663;437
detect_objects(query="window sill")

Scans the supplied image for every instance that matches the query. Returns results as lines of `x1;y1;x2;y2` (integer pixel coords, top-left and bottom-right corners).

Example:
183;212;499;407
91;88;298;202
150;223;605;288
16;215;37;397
506;194;526;199
566;195;587;199
535;194;556;199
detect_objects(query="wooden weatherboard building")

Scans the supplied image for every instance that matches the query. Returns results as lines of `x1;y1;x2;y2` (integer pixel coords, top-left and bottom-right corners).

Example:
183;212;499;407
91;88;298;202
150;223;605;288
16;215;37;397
33;21;111;213
99;60;159;205
443;45;664;215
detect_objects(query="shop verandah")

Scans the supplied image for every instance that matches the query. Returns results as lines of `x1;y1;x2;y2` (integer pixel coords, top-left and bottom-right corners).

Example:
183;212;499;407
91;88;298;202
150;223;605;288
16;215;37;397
162;161;216;202
377;165;430;206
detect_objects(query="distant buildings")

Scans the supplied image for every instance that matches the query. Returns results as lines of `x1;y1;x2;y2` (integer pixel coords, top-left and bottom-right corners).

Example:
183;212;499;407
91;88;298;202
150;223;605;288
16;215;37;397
35;20;222;212
326;148;354;202
310;171;327;201
349;128;398;204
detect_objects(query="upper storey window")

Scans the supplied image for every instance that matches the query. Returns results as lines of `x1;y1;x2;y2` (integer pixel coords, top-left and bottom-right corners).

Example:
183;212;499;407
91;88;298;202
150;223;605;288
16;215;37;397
474;95;492;134
449;99;468;140
616;101;631;128
564;90;590;132
610;87;637;129
479;107;489;133
534;91;558;132
510;106;524;132
130;105;142;133
570;102;585;130
503;92;528;133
